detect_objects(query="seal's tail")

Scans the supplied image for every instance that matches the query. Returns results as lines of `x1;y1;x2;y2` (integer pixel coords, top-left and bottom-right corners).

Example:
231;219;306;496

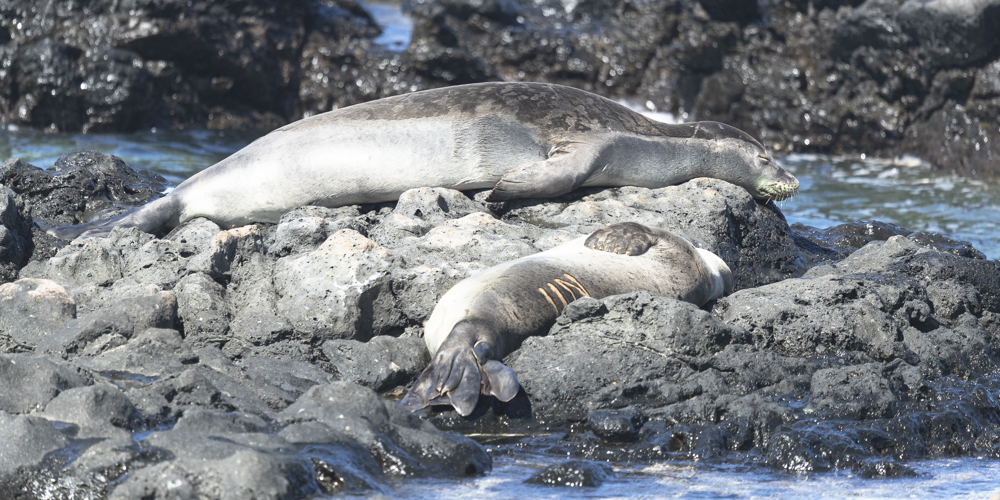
47;196;180;240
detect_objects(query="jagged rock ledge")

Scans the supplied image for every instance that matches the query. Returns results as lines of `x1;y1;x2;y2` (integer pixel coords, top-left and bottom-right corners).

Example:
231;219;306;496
0;151;998;496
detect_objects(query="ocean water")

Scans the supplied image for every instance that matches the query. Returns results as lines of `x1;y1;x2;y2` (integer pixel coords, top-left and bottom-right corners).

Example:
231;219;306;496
366;455;1000;499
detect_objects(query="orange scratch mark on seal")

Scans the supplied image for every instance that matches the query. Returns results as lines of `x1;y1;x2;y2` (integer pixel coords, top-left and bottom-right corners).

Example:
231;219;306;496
555;278;587;299
561;274;590;297
546;283;568;307
538;288;559;314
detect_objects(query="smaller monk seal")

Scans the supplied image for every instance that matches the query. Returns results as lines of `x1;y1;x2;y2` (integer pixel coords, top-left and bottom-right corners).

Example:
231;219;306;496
49;82;798;240
400;222;733;416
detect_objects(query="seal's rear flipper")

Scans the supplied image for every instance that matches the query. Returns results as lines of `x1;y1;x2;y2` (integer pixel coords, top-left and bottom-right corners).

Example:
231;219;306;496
481;360;518;402
400;348;520;416
47;196;180;240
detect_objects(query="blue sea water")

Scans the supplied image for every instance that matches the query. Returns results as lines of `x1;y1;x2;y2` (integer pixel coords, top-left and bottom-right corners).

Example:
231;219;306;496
367;454;1000;499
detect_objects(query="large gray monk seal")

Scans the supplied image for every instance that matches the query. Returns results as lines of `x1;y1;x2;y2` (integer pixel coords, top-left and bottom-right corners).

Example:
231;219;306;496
51;82;798;239
400;222;734;416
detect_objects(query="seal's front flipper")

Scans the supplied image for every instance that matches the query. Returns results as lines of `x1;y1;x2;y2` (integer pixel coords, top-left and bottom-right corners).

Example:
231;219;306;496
486;142;602;202
585;222;659;256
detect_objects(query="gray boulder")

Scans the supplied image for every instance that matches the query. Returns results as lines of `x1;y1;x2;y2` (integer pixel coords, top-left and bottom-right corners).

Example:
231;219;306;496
108;431;318;500
266;205;368;257
368;187;488;246
278;382;491;477
807;363;900;420
41;383;142;439
0;354;93;413
507;292;747;416
273;230;401;342
525;460;614;487
323;336;430;392
76;328;198;378
713;275;914;360
173;272;230;346
37;289;177;357
0;411;69;477
0;278;76;351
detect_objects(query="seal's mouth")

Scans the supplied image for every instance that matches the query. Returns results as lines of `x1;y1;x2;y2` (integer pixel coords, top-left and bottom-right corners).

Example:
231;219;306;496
755;178;800;202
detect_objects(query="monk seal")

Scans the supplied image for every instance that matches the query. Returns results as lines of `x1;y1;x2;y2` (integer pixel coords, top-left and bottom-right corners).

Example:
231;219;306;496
400;222;734;416
50;82;798;239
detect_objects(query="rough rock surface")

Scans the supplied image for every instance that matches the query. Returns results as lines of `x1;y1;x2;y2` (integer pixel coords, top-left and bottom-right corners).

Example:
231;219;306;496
0;153;998;495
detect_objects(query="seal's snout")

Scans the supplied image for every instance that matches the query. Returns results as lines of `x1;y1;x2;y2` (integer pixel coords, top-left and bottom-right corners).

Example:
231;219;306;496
755;168;799;202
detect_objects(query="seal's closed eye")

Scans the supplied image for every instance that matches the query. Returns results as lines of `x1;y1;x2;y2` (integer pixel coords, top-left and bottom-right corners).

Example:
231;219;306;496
584;222;658;256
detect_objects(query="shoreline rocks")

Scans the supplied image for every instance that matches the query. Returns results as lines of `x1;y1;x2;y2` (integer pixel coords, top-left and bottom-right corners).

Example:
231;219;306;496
0;151;998;495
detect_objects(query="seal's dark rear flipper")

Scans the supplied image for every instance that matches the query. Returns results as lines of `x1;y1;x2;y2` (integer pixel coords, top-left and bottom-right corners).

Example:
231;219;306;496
47;196;180;240
400;347;520;416
481;360;518;402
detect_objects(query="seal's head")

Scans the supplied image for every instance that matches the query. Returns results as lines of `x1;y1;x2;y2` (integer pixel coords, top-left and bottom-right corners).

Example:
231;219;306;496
747;150;799;202
687;122;799;202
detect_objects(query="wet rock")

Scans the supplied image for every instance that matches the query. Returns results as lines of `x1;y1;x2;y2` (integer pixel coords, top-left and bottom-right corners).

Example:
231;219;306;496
896;0;1000;68
323;336;430;392
856;457;918;478
278;382;491;476
588;408;647;443
792;220;988;261
0;412;70;477
278;421;386;492
525;460;614;487
0;153;166;228
41;383;142;440
0;354;93;413
0;186;32;283
273;230;401;342
0;278;76;351
108;431;318;500
807;363;899;420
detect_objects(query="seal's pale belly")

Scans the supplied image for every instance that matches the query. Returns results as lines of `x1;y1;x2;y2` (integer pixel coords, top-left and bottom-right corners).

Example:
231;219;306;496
176;116;548;226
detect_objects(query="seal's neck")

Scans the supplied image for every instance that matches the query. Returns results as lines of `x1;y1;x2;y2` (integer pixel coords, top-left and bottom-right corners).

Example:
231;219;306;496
647;123;754;190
